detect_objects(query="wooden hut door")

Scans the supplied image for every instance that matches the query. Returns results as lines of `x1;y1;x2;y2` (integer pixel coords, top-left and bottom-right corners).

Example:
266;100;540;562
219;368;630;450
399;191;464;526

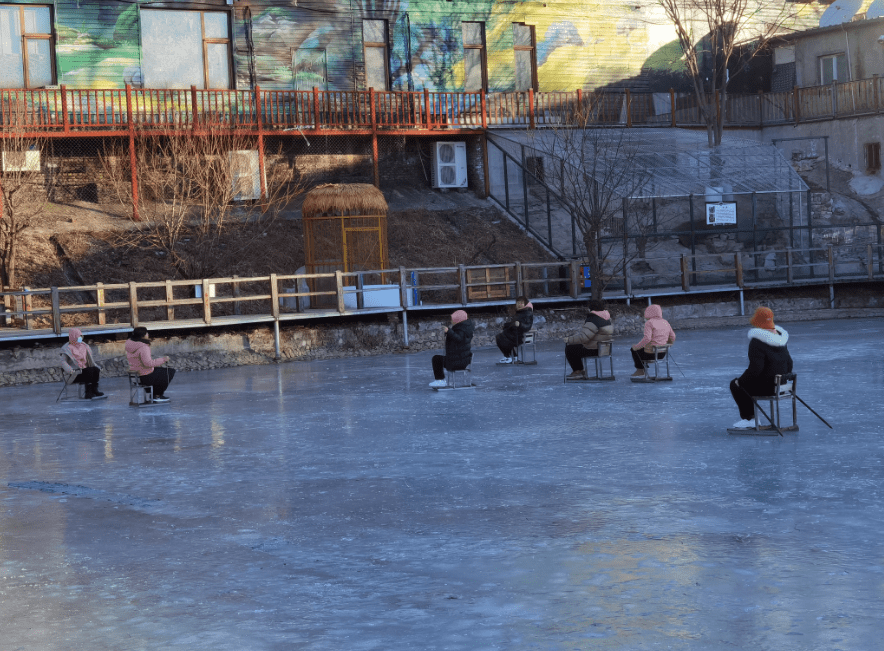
294;49;328;91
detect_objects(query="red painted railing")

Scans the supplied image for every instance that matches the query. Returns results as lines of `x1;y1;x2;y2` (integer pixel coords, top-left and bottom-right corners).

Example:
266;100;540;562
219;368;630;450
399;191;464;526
1;78;881;136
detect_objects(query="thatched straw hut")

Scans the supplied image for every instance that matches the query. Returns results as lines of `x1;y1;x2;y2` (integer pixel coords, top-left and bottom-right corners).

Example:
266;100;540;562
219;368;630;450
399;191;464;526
301;184;389;307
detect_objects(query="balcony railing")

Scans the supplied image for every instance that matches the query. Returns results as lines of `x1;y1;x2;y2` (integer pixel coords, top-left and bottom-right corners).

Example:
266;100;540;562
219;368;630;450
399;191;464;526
0;77;881;136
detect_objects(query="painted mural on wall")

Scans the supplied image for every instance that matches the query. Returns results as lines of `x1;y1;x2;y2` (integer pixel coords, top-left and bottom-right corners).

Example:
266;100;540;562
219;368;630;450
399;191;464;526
19;0;831;92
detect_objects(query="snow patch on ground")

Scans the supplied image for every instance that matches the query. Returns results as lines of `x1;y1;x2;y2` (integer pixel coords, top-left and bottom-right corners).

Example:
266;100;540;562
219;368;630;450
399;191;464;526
848;174;884;196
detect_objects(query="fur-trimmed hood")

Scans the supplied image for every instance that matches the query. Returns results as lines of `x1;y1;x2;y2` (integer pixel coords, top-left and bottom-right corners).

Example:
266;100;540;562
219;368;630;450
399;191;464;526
748;326;788;347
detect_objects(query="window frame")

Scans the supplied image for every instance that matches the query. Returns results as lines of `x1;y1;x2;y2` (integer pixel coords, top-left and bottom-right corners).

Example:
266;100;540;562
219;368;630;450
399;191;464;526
462;21;487;93
140;8;233;90
0;3;55;88
819;52;847;85
362;19;389;91
512;22;538;92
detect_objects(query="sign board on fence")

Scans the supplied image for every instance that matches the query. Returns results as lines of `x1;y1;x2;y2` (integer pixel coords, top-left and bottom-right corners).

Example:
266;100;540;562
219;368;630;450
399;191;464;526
706;202;737;225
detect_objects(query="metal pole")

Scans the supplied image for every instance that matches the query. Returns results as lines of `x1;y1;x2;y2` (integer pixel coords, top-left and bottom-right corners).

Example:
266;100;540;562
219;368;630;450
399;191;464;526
402;311;409;347
273;319;282;361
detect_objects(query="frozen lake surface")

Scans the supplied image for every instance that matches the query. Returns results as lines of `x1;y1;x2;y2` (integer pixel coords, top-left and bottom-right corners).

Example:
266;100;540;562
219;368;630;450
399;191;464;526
1;318;882;650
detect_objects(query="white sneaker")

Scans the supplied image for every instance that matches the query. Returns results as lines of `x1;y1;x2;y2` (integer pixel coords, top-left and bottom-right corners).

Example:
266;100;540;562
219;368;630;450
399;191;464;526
498;357;513;364
429;379;447;389
732;419;756;429
777;384;791;395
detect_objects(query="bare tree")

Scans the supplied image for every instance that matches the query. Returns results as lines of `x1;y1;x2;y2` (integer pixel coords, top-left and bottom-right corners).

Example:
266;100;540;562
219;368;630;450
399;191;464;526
102;127;304;279
525;102;653;300
0;97;56;290
655;0;801;147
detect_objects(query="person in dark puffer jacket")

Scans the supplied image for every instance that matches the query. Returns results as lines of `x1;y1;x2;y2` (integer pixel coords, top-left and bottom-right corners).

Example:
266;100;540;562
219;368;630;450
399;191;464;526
730;306;793;429
429;310;475;388
495;296;533;363
564;299;614;379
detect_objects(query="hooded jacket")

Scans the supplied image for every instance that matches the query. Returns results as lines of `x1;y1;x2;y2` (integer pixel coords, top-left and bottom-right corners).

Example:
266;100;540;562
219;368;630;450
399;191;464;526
633;304;676;351
59;328;98;384
738;326;793;395
444;318;474;371
125;339;167;376
566;310;613;351
498;304;534;349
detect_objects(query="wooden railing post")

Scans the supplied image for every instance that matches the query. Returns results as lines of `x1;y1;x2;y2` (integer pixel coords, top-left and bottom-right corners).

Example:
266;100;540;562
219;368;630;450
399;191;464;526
270;274;280;319
165;280;174;321
96;282;106;325
125;84;140;222
874;74;881;114
190;85;199;130
128;282;138;327
399;267;409;308
60;85;70;133
370;87;379;187
868;244;874;280
786;248;793;284
793;86;800;125
313;87;320;130
827;244;835;284
424;88;431;129
670;88;676;127
528;88;535;129
680;255;690;292
734;254;743;288
625;88;632;127
458;264;467;305
232;275;241;315
480;91;487;129
514;262;524;297
201;279;212;324
335;270;346;313
23;287;32;330
569;259;580;298
255;85;267;200
758;89;764;127
51;287;61;334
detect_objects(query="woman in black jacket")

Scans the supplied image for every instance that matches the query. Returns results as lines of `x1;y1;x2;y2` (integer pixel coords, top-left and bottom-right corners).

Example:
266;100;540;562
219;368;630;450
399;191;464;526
496;296;533;363
730;306;793;429
429;310;475;388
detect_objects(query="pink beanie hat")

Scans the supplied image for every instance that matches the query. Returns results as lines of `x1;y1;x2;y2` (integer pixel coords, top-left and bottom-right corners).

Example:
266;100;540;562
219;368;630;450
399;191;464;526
451;310;468;324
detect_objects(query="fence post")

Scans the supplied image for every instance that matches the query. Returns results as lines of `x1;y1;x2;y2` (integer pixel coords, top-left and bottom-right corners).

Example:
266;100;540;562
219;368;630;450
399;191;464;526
23;287;32;329
734;254;743;288
458;264;467;305
270;273;280;318
424;88;431;129
758;89;764;127
128;282;138;327
191;85;199;130
60;85;70;133
874;74;881;114
868;244;874;280
827;244;835;285
624;264;632;297
124;84;140;222
831;82;837;117
569;259;580;299
528;88;535;129
201;279;212;324
370;87;379;187
10;293;20;327
51;287;61;334
786;248;793;284
334;270;346;313
165;280;174;321
680;255;690;292
96;282;106;325
793;86;800;125
255;85;267;200
232;275;241;315
313;87;320;130
480;90;487;129
625;88;632;127
670;88;676;127
514;262;524;297
398;267;409;308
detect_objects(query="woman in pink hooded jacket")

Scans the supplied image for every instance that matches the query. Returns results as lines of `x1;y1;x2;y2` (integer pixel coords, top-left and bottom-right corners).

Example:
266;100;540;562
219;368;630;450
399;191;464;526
125;326;175;402
59;327;104;399
630;304;676;378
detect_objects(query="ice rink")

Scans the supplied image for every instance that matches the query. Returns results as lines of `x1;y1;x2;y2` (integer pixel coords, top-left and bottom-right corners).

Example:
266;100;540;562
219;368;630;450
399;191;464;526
1;318;882;650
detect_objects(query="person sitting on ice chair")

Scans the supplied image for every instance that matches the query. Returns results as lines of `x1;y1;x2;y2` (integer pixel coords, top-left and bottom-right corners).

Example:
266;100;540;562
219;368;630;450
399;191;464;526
59;328;105;399
429;310;475;389
496;296;533;364
729;307;793;430
565;299;613;380
629;304;676;378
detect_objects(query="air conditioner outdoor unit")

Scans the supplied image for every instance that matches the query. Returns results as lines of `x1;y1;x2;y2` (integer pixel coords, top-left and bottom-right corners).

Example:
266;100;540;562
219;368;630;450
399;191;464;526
431;141;468;189
2;150;40;172
228;150;265;201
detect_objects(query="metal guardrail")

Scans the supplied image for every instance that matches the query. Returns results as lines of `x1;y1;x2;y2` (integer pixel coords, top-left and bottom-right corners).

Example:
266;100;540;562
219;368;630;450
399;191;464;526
2;245;881;351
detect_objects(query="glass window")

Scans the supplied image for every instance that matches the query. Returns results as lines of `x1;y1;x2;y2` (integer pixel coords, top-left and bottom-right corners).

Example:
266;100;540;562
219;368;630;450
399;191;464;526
141;9;230;89
363;20;388;91
512;23;537;91
819;53;847;85
0;4;53;88
462;22;486;92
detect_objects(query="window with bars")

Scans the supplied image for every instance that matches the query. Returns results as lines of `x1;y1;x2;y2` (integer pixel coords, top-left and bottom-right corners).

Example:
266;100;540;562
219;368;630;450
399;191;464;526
363;19;389;91
141;9;231;89
865;142;881;173
462;22;486;92
512;23;537;92
0;4;54;88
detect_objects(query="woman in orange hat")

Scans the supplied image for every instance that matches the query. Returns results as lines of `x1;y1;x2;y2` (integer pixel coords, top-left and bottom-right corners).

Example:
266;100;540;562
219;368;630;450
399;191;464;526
730;306;793;429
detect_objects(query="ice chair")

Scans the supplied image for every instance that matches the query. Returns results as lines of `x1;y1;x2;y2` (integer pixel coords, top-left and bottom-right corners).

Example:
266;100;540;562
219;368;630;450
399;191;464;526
728;373;799;436
128;371;155;406
564;341;615;382
514;329;537;365
56;377;85;402
439;365;474;390
630;344;673;383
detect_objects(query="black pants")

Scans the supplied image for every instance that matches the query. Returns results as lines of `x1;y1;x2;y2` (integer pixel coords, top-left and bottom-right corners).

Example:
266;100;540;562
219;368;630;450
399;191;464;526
432;355;469;380
71;366;101;396
565;344;597;372
139;367;176;397
730;379;756;420
631;348;666;370
496;332;520;358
